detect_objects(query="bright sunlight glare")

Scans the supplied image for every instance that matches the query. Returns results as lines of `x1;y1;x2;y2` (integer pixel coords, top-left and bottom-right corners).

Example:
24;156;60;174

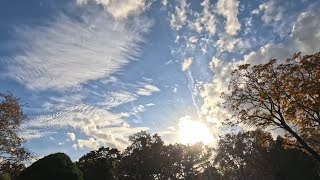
178;116;214;145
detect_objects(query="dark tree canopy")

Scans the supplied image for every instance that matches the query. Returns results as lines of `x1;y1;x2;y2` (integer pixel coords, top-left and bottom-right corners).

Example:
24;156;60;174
214;130;319;180
75;131;319;180
18;153;83;180
0;93;30;174
13;130;320;180
215;130;273;180
270;137;319;180
117;131;165;179
222;52;320;161
117;131;213;180
0;173;11;180
77;147;121;180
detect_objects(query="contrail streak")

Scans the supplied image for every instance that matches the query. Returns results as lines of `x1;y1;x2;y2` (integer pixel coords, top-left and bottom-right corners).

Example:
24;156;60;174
186;70;201;121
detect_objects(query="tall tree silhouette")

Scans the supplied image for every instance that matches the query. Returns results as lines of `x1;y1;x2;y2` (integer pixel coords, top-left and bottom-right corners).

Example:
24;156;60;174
77;147;121;180
117;131;166;179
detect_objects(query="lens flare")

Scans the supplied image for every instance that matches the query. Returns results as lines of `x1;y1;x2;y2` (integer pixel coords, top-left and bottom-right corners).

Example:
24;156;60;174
178;116;213;145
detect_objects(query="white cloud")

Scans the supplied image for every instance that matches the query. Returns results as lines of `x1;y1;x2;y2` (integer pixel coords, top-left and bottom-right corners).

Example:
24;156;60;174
133;105;146;114
25;105;149;150
6;10;152;91
191;0;216;35
173;87;177;93
67;132;76;141
100;76;118;84
127;104;147;124
75;0;88;5
200;58;234;126
251;0;284;24
243;17;253;35
214;35;252;54
243;5;320;65
42;94;84;112
136;84;160;96
158;126;179;145
100;91;137;109
181;57;193;71
215;36;241;53
74;137;100;149
216;0;241;36
162;0;168;7
18;129;56;140
200;5;320;133
170;0;189;31
145;103;155;107
76;0;150;20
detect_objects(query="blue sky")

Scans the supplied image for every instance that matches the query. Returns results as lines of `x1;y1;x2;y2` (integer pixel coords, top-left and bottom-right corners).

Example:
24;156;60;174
0;0;319;160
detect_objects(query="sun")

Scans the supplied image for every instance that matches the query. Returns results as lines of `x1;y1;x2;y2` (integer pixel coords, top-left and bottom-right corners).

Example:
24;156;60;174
178;116;214;145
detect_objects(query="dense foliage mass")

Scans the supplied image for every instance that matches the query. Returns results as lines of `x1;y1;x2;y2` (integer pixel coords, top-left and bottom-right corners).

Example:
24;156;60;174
18;153;83;180
0;174;11;180
16;130;318;180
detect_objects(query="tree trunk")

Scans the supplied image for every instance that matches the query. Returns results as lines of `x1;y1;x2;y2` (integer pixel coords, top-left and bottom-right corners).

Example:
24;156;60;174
283;124;320;162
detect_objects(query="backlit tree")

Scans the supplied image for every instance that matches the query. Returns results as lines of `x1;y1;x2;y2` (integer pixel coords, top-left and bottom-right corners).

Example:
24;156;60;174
222;52;320;161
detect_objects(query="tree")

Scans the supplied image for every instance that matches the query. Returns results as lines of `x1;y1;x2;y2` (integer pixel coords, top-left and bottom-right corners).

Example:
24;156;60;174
179;143;213;180
214;130;274;180
0;163;25;180
18;153;83;180
222;52;320;161
159;143;207;180
0;173;11;180
194;166;223;180
156;144;184;179
269;137;319;180
76;147;121;180
117;131;165;180
117;131;213;180
0;93;31;174
214;130;319;180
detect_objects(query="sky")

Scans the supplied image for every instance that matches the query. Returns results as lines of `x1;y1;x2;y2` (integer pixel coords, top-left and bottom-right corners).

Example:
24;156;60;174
0;0;319;160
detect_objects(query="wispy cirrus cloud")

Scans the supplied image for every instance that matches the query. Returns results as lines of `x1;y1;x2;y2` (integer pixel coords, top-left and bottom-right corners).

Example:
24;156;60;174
18;129;57;141
99;91;137;109
76;0;152;20
21;78;160;149
24;104;149;150
5;9;152;91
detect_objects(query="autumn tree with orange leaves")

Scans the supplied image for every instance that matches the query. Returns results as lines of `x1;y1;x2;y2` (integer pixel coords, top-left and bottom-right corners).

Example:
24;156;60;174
0;93;31;175
222;52;320;161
